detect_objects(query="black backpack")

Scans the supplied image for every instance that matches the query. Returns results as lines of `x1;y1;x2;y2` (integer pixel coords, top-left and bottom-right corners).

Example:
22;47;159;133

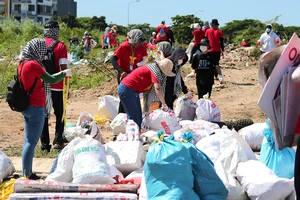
6;60;38;112
42;40;58;75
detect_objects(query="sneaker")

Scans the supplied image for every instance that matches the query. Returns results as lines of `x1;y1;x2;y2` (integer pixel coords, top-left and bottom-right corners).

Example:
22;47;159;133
52;143;65;150
28;173;41;180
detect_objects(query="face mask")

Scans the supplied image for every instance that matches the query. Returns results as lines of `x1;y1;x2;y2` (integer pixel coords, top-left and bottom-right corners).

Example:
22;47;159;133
178;59;183;65
200;46;208;52
266;28;271;33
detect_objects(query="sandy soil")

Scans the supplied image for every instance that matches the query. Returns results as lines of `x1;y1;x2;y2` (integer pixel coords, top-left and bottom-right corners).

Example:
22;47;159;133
0;47;266;150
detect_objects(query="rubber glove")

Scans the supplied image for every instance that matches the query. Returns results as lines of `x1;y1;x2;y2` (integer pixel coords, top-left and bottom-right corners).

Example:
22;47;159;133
161;104;170;112
219;75;224;84
62;69;72;78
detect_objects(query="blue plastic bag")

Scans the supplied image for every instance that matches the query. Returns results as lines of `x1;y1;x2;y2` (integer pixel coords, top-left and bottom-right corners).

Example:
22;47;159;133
260;119;295;179
181;132;228;200
144;131;199;200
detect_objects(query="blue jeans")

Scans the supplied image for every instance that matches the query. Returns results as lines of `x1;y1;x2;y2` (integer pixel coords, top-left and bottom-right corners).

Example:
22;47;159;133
22;105;45;176
118;83;142;129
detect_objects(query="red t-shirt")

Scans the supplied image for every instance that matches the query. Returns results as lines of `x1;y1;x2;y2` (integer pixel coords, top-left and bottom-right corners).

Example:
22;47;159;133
156;24;169;34
192;29;205;46
114;41;147;72
121;66;159;93
45;38;68;90
18;60;46;107
154;35;168;44
205;28;224;52
108;32;118;47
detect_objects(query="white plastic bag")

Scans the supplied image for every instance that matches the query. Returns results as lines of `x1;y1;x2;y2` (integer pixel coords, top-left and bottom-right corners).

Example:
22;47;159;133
110;113;127;135
239;123;268;151
0;149;15;183
144;109;181;135
175;97;197;120
76;112;103;143
98;95;120;120
72;136;115;184
196;98;221;122
63;126;88;142
125;120;140;141
236;160;294;200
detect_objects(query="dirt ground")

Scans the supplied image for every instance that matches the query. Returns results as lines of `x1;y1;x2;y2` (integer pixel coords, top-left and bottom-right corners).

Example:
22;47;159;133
0;46;267;150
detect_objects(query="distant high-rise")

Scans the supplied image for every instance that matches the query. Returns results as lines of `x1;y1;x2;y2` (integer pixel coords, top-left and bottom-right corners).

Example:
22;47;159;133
55;0;76;17
0;0;77;23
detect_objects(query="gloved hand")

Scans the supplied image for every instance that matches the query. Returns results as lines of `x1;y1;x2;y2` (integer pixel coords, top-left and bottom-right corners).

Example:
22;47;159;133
291;66;300;83
219;75;224;84
275;38;280;44
186;91;194;99
62;69;72;78
256;41;261;46
161;104;170;112
137;61;145;67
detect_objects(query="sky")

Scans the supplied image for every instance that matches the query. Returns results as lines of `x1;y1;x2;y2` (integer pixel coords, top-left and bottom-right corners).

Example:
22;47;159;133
76;0;300;29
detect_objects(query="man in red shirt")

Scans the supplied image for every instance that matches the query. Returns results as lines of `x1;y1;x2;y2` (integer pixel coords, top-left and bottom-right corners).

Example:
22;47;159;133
156;20;169;37
111;29;147;113
205;19;224;79
189;23;205;63
40;20;69;151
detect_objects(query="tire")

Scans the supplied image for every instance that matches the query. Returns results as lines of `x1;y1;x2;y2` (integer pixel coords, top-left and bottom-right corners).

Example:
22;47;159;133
213;118;254;131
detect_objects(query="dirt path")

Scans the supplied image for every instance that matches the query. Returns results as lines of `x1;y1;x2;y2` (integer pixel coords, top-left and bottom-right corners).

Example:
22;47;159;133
0;58;266;150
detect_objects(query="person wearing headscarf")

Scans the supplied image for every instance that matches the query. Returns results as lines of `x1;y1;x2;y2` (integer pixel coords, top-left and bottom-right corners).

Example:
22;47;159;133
111;29;147;113
118;58;175;130
19;38;68;180
165;46;193;109
40;20;69;151
143;41;172;112
102;27;111;49
82;31;95;54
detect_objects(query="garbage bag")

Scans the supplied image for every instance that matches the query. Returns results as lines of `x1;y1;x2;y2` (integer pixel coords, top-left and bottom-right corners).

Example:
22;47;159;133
260;119;295;179
144;131;199;200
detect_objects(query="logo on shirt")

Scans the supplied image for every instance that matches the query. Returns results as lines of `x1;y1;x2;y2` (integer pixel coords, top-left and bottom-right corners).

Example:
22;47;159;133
197;59;211;69
130;56;137;64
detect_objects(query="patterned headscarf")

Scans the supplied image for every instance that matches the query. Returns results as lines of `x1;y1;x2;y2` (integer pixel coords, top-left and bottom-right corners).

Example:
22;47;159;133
20;38;52;117
44;26;59;40
127;29;145;45
157;41;172;57
143;62;167;112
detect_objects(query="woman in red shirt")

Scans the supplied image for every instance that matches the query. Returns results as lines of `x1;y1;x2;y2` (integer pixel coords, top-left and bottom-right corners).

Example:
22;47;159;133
18;38;68;180
117;58;175;131
111;29;147;113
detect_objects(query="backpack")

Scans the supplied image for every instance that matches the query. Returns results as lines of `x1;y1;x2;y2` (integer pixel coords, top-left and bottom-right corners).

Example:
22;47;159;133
42;40;58;75
6;60;38;112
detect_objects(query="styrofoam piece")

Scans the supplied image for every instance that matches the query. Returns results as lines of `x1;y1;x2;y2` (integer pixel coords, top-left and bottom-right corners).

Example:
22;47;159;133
9;192;138;200
104;141;144;176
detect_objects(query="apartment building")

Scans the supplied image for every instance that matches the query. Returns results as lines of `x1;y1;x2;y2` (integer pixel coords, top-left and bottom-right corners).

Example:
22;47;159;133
0;0;76;23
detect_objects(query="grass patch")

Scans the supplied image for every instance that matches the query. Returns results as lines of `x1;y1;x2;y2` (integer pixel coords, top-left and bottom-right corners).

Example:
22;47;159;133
3;146;60;158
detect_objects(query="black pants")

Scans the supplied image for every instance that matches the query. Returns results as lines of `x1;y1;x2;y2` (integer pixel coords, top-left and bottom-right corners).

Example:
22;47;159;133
196;82;213;99
295;138;300;198
189;45;198;63
40;90;65;147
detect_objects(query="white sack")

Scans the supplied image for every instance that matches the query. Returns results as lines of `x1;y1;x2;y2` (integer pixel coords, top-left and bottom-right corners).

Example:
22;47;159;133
238;123;268;151
236;160;294;200
144;109;181;135
46;137;82;182
72;135;115;184
196;98;221;122
98;95;120;120
0;149;15;183
110;113;127;135
175;97;197;120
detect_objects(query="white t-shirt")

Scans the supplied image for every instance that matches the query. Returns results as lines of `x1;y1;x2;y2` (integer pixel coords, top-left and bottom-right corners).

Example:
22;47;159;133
258;31;280;53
